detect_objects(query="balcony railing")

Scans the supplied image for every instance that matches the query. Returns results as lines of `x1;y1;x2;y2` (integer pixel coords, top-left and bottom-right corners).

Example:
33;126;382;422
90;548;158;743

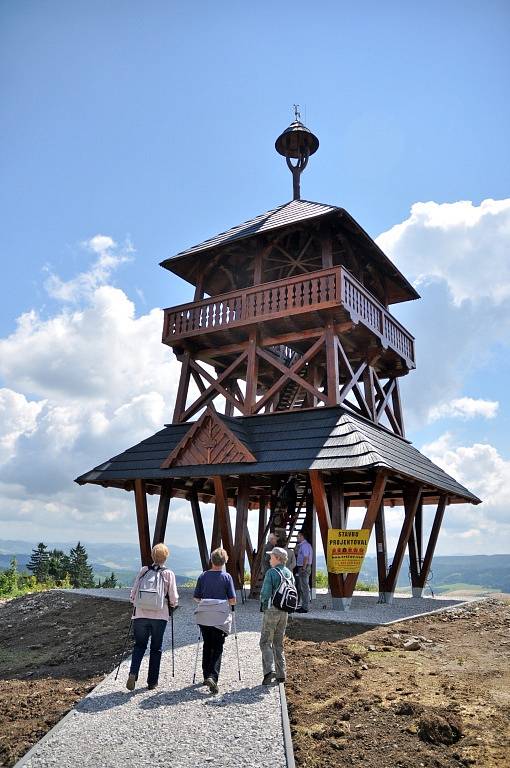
163;266;415;365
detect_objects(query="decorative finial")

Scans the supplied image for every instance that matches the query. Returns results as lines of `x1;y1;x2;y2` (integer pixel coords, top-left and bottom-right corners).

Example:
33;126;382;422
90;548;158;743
275;112;319;201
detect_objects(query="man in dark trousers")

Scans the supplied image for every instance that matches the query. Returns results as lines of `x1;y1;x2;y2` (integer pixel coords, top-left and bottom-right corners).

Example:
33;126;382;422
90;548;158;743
295;530;313;613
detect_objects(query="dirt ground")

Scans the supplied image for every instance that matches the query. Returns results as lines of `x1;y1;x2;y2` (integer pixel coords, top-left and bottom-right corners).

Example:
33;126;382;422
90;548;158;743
0;591;133;768
285;597;510;768
1;592;509;768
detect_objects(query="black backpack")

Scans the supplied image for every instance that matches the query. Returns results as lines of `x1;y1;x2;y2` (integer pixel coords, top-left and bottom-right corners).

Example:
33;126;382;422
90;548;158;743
271;568;298;613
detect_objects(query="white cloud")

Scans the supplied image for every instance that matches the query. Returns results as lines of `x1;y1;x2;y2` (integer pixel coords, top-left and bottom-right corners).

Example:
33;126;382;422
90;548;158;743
419;433;510;553
377;198;510;305
429;397;499;422
377;198;510;429
44;235;133;303
0;389;45;462
0;238;186;543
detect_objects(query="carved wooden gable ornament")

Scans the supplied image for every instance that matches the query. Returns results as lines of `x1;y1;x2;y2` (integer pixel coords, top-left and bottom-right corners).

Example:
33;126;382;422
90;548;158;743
160;408;256;468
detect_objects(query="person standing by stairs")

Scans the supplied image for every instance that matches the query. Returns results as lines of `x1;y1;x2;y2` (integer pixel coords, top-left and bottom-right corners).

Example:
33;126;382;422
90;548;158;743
295;531;313;613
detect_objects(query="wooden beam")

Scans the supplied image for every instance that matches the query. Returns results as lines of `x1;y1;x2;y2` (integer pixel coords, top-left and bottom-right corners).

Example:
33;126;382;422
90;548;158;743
189;358;244;414
374;502;388;592
210;505;221;552
134;479;152;566
181;350;248;421
234;477;250;587
309;470;344;598
190;486;209;571
408;499;423;587
391;378;405;437
325;323;340;405
255;334;328;411
363;366;377;421
245;331;259;414
343;472;388;594
152;482;172;547
172;352;191;424
383;484;422;594
213;476;236;582
417;495;447;588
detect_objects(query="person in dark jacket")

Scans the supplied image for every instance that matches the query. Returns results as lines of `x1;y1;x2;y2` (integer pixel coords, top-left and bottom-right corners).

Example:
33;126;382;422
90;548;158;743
193;547;236;694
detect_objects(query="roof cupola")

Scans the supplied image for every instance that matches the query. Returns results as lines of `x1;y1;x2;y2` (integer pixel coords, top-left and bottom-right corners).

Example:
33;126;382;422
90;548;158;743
275;105;319;200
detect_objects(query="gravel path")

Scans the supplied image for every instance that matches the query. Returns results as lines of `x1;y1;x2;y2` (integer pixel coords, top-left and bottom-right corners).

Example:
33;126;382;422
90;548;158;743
17;592;287;768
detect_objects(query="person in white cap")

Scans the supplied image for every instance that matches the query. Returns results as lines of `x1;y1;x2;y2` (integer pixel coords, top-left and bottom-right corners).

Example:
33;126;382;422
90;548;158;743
259;546;295;685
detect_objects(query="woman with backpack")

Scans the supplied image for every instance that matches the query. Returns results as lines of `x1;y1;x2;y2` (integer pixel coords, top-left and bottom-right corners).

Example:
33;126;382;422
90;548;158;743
193;547;236;694
259;546;296;685
127;543;179;691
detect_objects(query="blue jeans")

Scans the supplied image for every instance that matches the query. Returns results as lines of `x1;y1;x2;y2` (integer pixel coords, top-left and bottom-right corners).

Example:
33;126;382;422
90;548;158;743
129;618;167;686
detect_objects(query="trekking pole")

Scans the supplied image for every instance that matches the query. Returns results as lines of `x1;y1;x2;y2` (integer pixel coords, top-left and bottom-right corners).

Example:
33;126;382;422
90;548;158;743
171;609;175;677
114;615;134;681
232;606;242;681
192;632;201;684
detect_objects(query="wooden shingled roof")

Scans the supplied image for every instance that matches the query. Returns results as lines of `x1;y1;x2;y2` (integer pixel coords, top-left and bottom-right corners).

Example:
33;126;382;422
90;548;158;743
75;406;480;505
160;199;420;304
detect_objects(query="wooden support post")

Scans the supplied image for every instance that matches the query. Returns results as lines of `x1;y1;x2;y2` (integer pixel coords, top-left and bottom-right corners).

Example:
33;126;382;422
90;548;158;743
134;479;152;566
258;494;267;545
363;366;377;421
152;482;172;547
330;476;345;529
416;495;448;589
210;506;221;552
342;472;388;597
172;352;191;424
234;477;250;588
391;379;405;438
309;470;344;599
190;486;209;571
213;476;236;582
320;224;333;268
408;499;423;590
325;323;340;405
245;527;254;569
382;484;422;599
245;331;259;414
374;502;388;595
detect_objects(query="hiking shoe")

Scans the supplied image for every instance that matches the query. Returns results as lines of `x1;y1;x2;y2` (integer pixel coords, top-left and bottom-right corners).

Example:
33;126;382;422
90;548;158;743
126;674;136;691
205;677;219;694
147;683;157;690
296;607;309;613
262;672;274;685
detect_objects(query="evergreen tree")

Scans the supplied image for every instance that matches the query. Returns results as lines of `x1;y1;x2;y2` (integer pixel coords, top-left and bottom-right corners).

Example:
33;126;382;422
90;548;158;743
102;572;118;588
27;543;50;583
48;549;71;582
69;542;94;588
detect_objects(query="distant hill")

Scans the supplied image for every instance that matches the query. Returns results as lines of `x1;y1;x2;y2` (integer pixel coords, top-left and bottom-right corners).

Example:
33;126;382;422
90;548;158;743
2;540;509;593
315;553;510;594
0;540;203;587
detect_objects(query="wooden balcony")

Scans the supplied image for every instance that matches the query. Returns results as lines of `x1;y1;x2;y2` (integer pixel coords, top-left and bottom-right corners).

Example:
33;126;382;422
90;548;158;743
163;266;415;367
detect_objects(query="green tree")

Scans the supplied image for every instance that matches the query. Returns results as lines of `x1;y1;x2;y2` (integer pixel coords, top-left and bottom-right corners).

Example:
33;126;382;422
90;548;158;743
69;542;94;588
0;557;19;596
27;543;50;583
48;549;71;582
101;572;119;588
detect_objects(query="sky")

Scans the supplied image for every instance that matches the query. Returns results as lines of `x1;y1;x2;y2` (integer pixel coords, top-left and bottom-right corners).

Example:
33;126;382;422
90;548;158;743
1;1;509;561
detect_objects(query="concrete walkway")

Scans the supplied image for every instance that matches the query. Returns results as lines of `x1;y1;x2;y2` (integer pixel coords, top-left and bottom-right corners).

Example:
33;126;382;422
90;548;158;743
16;593;288;768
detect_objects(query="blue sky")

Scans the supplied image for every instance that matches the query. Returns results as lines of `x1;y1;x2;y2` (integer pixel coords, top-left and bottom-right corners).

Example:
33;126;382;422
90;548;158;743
1;1;509;559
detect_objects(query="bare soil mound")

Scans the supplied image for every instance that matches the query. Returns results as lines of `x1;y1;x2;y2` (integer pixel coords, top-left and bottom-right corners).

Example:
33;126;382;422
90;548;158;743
285;598;510;768
0;591;132;767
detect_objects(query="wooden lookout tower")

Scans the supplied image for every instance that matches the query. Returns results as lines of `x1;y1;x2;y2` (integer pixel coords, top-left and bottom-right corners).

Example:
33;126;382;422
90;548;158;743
77;116;480;609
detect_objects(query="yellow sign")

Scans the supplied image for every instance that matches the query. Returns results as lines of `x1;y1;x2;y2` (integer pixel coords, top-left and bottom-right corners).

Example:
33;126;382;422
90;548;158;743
327;529;370;574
